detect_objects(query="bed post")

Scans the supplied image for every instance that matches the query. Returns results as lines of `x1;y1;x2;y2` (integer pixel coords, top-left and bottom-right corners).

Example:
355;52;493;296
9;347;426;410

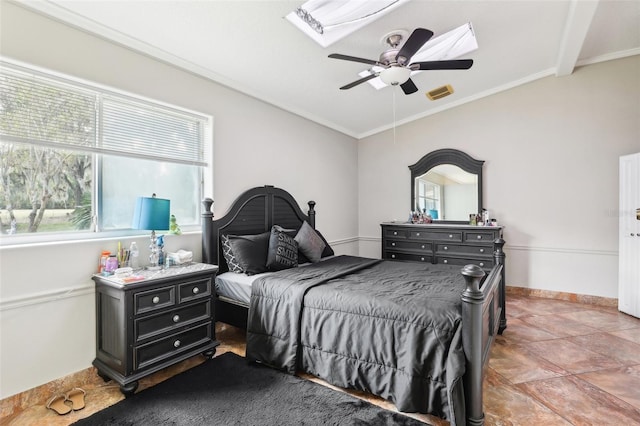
307;200;316;229
461;264;486;426
493;238;507;334
202;198;214;264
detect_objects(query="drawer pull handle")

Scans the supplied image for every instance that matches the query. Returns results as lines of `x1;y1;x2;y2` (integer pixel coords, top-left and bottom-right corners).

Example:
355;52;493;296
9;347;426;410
192;287;200;294
448;234;453;238
421;245;425;249
443;259;448;264
173;315;180;323
152;296;160;304
479;262;485;267
391;254;396;259
393;231;397;235
420;257;425;261
174;340;181;348
479;248;485;253
444;246;448;250
416;232;420;236
391;242;396;246
477;235;482;239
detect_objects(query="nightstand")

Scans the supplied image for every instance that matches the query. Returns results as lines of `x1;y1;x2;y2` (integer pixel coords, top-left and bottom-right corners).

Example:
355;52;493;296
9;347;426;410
91;263;219;396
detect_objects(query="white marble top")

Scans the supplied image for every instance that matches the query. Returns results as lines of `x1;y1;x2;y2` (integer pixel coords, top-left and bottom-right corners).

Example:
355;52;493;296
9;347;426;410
94;262;218;286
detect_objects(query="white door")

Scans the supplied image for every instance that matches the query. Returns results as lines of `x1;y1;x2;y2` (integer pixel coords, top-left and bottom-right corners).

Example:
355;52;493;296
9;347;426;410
619;153;640;318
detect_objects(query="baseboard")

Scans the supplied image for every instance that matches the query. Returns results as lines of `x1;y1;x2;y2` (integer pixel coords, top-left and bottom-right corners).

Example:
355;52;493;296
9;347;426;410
506;285;617;308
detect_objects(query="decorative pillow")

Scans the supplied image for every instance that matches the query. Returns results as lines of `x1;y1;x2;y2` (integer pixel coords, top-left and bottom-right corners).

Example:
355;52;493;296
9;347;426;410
266;225;298;271
316;230;335;258
294;221;326;263
221;234;243;273
227;232;270;275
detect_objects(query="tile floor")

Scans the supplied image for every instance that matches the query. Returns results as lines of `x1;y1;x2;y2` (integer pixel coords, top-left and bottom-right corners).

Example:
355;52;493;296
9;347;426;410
2;293;640;425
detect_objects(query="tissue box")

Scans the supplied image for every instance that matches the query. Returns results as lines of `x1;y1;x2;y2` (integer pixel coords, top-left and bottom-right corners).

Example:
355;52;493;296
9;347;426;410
167;250;193;265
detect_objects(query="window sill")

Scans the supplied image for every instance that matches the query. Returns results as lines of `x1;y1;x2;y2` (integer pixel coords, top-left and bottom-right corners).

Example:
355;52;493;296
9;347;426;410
0;227;201;248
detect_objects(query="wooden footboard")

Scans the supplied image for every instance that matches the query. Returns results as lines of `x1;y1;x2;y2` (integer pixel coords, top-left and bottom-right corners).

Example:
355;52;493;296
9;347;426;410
460;238;506;426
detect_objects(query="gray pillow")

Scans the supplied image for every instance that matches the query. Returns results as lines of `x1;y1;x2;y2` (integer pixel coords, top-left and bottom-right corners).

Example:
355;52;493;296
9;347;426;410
294;221;326;263
227;232;270;275
266;225;298;271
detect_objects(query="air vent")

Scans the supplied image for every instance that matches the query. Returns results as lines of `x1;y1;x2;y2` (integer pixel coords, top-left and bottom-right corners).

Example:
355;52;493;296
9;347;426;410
426;84;454;101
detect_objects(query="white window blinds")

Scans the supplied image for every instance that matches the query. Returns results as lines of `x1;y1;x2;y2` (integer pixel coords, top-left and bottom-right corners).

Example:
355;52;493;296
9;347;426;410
0;65;97;152
0;61;208;167
101;97;206;166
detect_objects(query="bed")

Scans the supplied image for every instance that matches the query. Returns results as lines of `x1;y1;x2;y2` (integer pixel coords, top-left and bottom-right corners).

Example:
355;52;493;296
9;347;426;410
202;185;506;426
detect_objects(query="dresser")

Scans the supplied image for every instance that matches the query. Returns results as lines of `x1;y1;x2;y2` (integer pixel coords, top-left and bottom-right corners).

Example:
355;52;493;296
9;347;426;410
92;263;219;396
381;222;504;270
381;222;506;332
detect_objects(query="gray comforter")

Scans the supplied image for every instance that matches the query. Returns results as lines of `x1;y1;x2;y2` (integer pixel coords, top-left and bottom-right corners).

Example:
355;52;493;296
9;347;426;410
246;255;467;425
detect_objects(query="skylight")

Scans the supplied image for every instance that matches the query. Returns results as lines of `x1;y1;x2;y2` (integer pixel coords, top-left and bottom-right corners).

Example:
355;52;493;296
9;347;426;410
286;0;411;47
359;22;478;90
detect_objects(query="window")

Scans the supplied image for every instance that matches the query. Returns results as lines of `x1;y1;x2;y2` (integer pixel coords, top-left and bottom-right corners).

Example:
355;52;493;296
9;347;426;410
416;178;441;214
0;59;212;243
286;0;409;47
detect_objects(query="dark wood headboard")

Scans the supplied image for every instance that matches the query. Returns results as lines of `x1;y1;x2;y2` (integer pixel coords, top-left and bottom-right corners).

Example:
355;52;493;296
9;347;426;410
202;185;316;273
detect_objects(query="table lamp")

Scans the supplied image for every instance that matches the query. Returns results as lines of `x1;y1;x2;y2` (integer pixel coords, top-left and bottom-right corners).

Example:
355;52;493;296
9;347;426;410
132;194;170;270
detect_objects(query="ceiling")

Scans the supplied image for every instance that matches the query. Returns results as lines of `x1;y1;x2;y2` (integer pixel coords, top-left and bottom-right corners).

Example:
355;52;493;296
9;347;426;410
17;0;640;138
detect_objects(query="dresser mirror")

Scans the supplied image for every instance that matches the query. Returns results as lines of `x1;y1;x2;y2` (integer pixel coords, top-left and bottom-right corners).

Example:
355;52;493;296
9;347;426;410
409;149;484;223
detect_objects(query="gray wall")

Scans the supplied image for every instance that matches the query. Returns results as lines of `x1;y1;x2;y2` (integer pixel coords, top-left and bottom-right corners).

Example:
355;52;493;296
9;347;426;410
0;3;358;398
358;54;640;299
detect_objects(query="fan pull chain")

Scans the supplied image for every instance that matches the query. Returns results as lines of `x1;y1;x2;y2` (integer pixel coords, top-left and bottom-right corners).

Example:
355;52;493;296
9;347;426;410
392;86;397;145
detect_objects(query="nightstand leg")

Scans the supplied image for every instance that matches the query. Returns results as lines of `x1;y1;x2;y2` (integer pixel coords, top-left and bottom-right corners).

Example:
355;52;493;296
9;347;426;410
97;370;111;383
202;348;216;359
120;381;139;397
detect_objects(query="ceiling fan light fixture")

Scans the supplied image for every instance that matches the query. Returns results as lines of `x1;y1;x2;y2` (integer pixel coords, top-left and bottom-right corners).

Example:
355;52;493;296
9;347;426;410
379;66;411;85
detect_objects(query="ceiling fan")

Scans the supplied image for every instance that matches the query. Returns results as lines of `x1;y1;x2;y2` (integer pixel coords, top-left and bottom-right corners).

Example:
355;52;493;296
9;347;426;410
329;28;473;95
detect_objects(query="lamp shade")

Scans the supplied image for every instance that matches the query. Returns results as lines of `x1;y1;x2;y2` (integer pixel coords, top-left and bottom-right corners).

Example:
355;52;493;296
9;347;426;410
132;196;170;230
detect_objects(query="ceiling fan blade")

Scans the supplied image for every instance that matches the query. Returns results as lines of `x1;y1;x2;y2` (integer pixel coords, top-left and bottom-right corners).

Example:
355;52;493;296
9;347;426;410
400;78;418;95
328;53;380;66
396;28;434;63
410;59;474;70
339;73;379;90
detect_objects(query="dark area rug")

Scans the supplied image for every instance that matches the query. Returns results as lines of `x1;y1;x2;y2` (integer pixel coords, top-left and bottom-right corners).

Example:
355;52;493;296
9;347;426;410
72;352;425;425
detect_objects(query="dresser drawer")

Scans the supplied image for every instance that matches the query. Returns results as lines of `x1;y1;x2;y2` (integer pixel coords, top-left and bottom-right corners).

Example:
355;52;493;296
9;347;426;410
178;277;211;304
386;251;433;263
134;286;176;315
135;323;212;371
384;228;407;239
410;230;462;242
385;239;432;252
135;300;211;342
464;231;498;243
436;243;492;258
437;256;493;269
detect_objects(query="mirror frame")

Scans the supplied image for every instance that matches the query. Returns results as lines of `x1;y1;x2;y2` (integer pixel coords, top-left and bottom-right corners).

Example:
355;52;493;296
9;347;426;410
409;149;484;224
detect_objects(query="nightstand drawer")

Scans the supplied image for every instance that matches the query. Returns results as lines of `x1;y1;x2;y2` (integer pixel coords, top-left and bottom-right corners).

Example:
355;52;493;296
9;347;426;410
135;323;212;371
135;300;211;342
135;286;176;315
178;277;211;304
